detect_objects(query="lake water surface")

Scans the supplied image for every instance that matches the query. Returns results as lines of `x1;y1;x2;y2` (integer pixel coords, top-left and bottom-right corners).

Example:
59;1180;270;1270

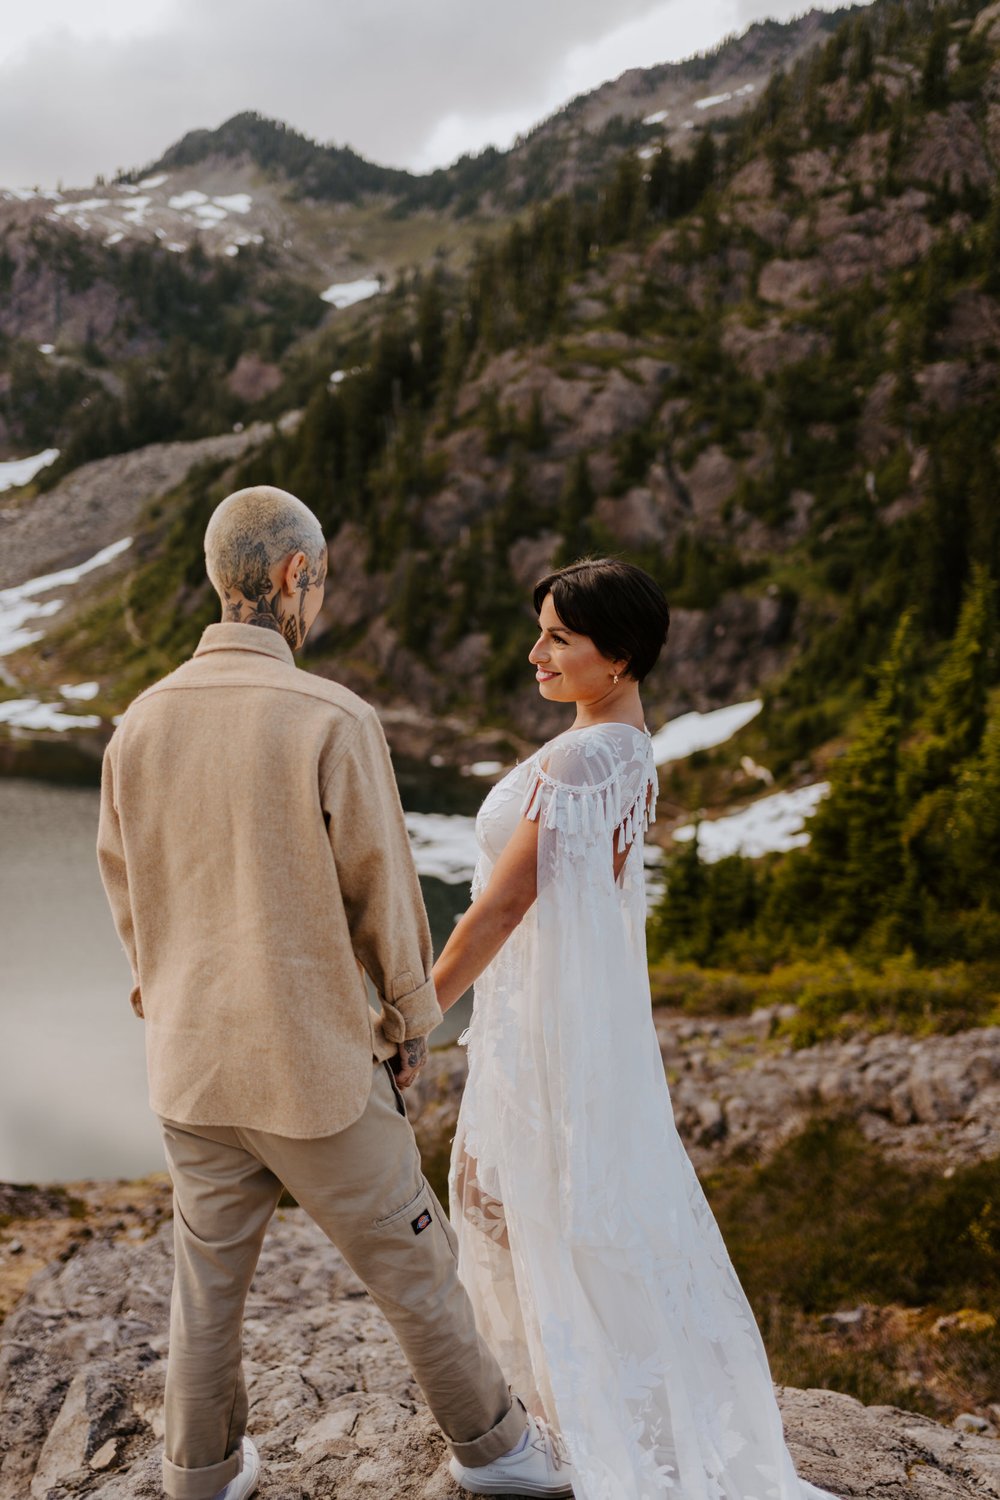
0;775;475;1184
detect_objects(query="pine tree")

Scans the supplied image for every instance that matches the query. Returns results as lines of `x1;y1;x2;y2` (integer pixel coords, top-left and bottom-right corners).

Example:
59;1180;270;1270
809;613;915;946
522;389;547;452
651;829;706;961
921;10;951;109
415;273;445;398
913;563;998;787
481;386;505;457
557;452;596;562
848;19;874;84
983;187;1000;296
950;702;1000;910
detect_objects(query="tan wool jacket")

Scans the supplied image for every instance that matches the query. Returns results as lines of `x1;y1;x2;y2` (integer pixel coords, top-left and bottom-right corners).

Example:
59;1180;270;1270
97;622;441;1137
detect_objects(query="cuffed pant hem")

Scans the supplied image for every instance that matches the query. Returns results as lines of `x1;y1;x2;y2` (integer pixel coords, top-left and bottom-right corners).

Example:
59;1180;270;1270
448;1396;528;1468
162;1446;242;1500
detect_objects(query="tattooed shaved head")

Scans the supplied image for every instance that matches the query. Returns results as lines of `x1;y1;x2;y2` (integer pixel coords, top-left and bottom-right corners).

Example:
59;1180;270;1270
205;486;328;649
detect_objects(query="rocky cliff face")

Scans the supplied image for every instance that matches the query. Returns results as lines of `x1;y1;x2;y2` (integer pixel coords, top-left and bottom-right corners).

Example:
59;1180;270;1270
3;1205;1000;1500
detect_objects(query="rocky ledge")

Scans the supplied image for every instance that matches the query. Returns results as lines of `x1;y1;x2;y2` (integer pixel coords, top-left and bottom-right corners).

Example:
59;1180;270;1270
2;1209;1000;1500
408;1020;1000;1178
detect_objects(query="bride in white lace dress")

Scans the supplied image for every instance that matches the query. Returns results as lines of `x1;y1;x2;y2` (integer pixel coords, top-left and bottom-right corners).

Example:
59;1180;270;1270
432;559;837;1500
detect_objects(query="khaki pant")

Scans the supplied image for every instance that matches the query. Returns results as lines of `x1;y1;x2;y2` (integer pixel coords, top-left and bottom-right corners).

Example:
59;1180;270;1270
159;1062;524;1500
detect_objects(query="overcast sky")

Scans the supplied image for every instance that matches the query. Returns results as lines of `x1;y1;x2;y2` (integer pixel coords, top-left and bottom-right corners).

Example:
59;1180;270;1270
0;0;862;189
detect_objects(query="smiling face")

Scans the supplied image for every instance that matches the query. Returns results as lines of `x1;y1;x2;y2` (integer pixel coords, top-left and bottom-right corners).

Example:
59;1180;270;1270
528;592;627;705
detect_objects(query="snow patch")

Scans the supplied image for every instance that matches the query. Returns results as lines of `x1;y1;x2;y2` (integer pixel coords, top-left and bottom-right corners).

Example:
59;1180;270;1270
105;231;124;246
214;193;252;214
320;277;382;309
166;243;187;254
694;91;733;110
405;811;480;884
168;190;209;210
0;537;133;658
223;245;240;257
691;85;752;112
59;681;100;701
4;187;61;203
0;699;101;732
0;448;60;493
650;700;762;765
121;196;151;224
53;198;111;216
673;782;830;862
643;109;669;125
38;344;55;356
638;146;658;160
194;203;229;222
138;174;169;190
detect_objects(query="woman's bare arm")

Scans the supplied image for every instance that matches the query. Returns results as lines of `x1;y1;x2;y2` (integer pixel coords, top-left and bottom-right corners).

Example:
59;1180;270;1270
432;812;540;1012
432;794;633;1013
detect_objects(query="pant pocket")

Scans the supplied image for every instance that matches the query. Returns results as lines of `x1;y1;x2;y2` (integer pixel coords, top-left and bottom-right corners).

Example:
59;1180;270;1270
372;1181;427;1230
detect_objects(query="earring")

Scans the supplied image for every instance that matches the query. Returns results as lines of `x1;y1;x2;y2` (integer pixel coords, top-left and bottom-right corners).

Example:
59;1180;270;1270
613;673;619;685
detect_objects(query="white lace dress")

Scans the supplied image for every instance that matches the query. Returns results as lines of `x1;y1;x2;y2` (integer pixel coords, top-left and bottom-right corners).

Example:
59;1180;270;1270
449;722;835;1500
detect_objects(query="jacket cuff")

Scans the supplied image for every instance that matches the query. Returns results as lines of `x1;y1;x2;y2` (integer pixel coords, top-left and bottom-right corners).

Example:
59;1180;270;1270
380;973;442;1041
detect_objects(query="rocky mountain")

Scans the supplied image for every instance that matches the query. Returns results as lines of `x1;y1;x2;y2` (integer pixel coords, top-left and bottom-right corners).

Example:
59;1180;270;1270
1;0;999;876
0;6;859;474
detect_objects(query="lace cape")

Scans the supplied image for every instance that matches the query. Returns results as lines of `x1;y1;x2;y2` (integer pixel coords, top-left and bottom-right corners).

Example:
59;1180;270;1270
450;723;837;1500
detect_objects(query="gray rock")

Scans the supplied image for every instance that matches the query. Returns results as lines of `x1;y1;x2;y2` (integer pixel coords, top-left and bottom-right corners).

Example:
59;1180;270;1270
820;1307;867;1332
953;1414;992;1434
695;1096;727;1145
3;1221;1000;1498
0;427;274;592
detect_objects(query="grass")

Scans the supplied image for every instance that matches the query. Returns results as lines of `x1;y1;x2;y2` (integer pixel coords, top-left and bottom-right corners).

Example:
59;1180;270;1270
648;953;1000;1043
703;1117;1000;1420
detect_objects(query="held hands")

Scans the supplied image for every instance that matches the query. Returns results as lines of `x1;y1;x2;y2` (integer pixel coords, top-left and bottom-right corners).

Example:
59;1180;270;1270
391;1034;428;1089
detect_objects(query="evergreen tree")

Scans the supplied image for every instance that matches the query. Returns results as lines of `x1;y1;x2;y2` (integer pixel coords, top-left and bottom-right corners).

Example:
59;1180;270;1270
652;829;706;961
808;613;914;946
950;703;1000;911
983;187;1000;295
848;19;874;84
557;452;596;562
522;389;547;451
908;563;998;795
415;273;445;397
921;10;951;109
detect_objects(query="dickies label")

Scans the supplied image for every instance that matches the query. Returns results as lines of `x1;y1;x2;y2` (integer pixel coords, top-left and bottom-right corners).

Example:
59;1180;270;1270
412;1210;432;1235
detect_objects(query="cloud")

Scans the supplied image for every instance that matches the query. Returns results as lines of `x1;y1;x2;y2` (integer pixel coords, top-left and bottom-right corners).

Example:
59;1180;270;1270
0;0;674;187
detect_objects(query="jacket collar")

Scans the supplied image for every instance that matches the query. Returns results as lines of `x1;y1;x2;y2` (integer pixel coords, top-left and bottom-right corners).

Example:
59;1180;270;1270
194;622;295;667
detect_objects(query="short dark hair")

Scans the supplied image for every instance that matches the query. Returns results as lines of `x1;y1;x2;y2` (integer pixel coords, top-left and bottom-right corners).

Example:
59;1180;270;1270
532;558;670;683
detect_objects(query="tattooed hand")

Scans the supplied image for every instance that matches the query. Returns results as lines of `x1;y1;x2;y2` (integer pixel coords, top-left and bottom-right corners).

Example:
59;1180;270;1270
392;1035;428;1089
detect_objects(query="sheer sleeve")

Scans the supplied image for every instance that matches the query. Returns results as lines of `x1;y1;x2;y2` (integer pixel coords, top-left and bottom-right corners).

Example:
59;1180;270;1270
517;725;659;1245
521;726;657;862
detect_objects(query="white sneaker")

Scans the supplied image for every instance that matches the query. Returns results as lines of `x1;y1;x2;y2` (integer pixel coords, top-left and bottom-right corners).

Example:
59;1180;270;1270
212;1436;260;1500
450;1415;575;1495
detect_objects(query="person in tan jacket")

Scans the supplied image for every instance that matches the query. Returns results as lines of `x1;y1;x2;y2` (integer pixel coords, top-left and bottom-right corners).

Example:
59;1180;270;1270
97;486;573;1500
